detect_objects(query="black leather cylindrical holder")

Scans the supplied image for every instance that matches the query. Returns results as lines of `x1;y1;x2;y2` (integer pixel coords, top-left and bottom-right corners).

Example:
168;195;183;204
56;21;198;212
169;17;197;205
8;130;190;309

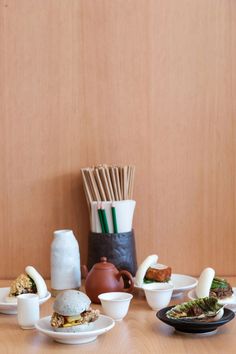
87;230;137;276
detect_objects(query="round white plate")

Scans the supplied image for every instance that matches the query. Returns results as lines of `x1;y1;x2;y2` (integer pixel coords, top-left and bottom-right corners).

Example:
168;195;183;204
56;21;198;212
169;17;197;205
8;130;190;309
134;274;198;298
188;288;236;312
171;274;198;297
0;287;51;315
35;315;115;344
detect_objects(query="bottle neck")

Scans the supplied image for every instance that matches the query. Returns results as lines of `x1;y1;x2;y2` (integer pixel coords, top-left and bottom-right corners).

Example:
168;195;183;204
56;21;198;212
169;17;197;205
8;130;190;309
53;230;74;239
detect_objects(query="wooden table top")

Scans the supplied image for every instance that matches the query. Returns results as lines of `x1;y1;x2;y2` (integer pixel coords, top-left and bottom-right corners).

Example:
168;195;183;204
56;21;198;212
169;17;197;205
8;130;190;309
0;278;236;354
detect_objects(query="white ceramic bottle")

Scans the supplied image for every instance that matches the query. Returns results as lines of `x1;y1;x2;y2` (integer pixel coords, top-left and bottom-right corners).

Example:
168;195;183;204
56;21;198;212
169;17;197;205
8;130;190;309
51;230;81;296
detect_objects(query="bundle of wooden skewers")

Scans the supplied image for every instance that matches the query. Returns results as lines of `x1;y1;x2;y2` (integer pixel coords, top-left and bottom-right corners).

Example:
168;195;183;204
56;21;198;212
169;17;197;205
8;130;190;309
81;164;136;234
81;164;135;208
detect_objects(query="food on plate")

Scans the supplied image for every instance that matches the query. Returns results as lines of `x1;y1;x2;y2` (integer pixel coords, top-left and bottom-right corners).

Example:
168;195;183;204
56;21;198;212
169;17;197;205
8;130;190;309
145;264;172;283
195;267;215;298
135;255;171;287
135;255;158;287
5;265;47;302
210;278;233;299
51;290;99;332
166;297;224;321
196;267;233;300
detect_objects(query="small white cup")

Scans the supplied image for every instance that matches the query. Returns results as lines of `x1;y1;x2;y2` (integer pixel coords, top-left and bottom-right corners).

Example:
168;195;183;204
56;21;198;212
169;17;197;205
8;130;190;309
17;294;40;329
98;292;133;321
143;283;174;311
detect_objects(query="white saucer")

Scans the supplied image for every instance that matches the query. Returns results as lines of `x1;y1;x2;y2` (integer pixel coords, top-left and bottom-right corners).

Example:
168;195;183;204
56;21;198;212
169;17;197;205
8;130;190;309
188;288;236;312
134;274;198;298
35;315;115;344
0;287;51;315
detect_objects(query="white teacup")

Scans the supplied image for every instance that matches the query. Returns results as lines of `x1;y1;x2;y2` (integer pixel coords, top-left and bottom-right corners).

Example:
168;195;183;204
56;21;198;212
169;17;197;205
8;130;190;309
143;283;174;311
98;292;133;321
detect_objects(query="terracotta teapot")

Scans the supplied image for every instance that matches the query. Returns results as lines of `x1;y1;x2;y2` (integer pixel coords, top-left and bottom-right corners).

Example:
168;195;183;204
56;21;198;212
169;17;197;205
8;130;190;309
82;257;134;304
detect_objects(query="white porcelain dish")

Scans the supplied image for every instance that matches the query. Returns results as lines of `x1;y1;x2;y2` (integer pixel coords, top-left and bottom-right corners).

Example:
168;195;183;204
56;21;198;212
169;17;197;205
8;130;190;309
35;315;115;344
0;287;51;315
134;274;198;298
188;288;236;312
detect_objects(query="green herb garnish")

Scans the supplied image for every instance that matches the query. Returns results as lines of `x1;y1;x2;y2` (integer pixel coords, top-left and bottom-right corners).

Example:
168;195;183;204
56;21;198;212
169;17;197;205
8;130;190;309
211;277;228;290
143;277;170;284
144;278;155;284
29;276;37;293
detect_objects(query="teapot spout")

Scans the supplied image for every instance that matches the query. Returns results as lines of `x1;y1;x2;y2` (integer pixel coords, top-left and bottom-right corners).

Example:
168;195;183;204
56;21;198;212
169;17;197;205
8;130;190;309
81;265;88;279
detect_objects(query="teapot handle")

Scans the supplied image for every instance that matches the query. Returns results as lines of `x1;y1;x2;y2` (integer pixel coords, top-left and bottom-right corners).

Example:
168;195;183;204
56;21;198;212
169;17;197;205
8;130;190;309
118;270;134;293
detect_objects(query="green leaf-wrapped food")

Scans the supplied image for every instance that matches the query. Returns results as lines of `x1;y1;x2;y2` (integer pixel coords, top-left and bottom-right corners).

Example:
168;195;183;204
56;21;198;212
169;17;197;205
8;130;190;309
166;297;224;320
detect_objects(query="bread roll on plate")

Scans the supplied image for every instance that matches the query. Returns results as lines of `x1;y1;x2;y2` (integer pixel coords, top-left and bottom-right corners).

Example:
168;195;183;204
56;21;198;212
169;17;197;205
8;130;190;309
135;255;158;287
25;266;47;299
5;266;48;303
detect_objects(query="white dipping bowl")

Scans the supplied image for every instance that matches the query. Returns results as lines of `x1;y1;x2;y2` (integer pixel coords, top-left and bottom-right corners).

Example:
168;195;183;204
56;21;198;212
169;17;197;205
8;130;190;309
143;283;174;311
98;292;133;321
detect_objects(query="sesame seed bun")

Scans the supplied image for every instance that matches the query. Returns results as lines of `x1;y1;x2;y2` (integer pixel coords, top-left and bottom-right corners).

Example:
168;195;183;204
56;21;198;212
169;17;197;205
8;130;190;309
53;290;91;316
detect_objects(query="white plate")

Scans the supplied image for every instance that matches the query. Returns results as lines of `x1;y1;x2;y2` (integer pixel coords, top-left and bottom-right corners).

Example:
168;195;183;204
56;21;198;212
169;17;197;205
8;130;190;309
134;274;198;298
0;287;51;315
35;315;115;344
188;288;236;312
171;274;198;297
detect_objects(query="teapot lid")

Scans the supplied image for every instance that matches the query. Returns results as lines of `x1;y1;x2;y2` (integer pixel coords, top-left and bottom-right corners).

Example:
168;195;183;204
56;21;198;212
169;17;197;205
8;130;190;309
93;257;116;270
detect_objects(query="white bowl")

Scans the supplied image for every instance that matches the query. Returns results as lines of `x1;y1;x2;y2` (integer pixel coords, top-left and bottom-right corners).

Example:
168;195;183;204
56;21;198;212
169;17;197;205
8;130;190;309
98;292;133;321
143;283;174;311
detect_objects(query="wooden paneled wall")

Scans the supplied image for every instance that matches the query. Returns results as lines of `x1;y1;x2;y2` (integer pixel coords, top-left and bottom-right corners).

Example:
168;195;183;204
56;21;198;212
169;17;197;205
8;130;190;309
0;0;235;278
